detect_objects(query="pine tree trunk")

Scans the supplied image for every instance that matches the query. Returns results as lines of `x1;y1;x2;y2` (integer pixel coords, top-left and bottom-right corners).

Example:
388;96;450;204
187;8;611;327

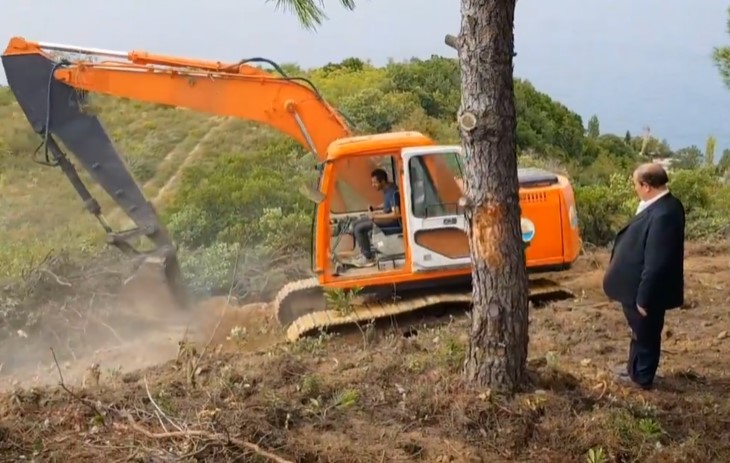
456;0;530;392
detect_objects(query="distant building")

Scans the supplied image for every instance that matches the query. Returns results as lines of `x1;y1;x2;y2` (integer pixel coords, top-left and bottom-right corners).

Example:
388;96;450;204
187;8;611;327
651;157;674;171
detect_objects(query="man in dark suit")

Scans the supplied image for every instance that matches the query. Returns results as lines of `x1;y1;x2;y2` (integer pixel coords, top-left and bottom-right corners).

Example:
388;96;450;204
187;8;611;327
603;162;685;390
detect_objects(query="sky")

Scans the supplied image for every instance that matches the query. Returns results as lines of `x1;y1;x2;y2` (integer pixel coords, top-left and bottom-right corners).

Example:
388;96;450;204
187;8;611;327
1;0;729;152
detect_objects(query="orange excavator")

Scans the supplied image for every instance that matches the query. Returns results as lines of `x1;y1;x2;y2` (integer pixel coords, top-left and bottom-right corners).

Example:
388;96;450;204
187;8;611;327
1;37;581;342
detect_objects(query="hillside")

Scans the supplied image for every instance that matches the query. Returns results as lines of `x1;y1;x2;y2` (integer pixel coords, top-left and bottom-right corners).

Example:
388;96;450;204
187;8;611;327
1;55;730;462
1;244;729;462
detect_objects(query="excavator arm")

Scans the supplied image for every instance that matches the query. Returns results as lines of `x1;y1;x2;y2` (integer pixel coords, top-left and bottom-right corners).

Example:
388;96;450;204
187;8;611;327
2;37;382;209
1;36;382;312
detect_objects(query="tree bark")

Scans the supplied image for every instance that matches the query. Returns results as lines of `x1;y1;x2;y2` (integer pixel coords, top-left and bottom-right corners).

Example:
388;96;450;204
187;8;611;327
457;0;530;393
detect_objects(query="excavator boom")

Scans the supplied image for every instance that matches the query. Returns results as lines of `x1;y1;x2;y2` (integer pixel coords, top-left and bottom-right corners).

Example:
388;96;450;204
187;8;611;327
1;36;383;314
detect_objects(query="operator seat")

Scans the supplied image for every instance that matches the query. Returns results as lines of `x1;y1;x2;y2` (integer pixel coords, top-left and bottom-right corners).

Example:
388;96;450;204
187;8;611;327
370;215;405;263
379;219;403;236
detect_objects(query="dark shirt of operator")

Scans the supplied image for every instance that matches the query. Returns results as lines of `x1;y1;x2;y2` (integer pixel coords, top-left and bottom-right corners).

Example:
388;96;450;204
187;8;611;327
377;183;401;229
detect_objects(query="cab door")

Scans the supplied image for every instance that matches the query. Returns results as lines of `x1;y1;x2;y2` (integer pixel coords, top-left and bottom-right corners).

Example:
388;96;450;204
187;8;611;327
401;146;472;272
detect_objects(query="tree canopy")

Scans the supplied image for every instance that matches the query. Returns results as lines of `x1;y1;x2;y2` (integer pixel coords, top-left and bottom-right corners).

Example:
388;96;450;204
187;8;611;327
267;0;356;30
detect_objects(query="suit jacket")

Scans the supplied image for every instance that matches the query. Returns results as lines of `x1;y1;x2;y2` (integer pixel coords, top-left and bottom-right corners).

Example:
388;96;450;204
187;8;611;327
602;192;685;312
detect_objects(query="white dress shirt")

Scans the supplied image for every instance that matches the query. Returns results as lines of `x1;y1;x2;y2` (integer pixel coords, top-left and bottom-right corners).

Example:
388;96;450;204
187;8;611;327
636;189;669;215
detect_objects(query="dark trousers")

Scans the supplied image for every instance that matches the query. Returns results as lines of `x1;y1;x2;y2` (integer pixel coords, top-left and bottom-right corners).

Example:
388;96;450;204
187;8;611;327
352;218;374;259
352;217;400;259
621;303;666;386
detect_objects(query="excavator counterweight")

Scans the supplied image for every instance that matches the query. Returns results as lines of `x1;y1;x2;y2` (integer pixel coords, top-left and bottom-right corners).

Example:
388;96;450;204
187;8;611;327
2;36;582;343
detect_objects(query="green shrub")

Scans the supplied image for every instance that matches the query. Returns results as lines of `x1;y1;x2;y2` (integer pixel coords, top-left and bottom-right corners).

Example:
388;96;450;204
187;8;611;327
668;167;715;214
178;241;241;297
164;137;316;250
574;173;636;246
177;241;310;301
574;165;730;245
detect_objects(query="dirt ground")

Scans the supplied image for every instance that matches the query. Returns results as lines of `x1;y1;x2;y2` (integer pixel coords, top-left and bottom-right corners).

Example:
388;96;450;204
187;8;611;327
1;243;729;462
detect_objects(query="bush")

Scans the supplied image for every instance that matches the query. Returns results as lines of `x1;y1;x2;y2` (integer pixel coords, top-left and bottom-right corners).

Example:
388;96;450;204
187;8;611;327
177;241;310;301
163;137;317;250
574;166;730;245
178;241;242;298
667;167;715;214
574;173;636;246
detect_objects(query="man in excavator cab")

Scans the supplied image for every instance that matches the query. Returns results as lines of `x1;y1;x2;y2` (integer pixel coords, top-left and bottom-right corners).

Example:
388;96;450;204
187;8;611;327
350;168;402;268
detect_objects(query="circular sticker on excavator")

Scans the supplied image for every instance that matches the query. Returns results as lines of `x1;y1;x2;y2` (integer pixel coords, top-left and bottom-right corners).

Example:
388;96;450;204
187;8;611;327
521;218;535;243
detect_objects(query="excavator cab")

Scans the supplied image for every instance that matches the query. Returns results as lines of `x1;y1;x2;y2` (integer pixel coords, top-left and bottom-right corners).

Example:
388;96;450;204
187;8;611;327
327;154;406;275
322;146;467;278
311;139;581;283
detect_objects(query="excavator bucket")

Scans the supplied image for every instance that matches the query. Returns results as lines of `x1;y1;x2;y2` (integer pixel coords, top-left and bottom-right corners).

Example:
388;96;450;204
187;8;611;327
2;46;192;320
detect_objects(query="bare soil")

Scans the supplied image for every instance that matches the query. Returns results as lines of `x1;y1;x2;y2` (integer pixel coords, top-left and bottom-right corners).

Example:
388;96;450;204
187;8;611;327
1;243;729;462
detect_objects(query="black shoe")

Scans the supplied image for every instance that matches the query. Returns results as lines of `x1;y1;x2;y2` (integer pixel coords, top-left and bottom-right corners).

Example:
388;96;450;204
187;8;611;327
614;372;653;390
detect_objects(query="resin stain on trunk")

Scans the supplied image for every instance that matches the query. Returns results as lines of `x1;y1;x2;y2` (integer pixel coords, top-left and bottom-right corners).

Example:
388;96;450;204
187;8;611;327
471;202;505;269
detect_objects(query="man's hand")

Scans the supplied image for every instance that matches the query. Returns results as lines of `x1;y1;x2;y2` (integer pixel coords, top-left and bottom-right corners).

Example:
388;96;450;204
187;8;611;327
637;305;648;317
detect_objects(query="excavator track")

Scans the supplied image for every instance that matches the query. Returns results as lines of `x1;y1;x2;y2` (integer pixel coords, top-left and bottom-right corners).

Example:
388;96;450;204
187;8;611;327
272;276;574;342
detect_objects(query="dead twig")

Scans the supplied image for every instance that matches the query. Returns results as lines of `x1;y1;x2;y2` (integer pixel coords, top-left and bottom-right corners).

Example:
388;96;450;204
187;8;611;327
40;268;72;287
87;312;126;345
49;327;77;361
444;439;464;460
592;380;608;400
119;412;293;463
22;249;54;279
144;375;184;433
175;441;214;461
50;347;106;424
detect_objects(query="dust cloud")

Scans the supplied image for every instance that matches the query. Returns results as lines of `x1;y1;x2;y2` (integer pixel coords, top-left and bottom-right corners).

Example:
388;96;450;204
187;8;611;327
0;289;190;390
0;275;281;392
0;244;311;391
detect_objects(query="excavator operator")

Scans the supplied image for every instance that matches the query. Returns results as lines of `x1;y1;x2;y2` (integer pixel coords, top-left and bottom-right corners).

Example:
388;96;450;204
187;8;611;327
349;168;402;267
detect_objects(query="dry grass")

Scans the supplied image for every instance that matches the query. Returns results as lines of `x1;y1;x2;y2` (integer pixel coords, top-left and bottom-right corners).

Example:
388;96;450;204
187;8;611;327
0;243;729;462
